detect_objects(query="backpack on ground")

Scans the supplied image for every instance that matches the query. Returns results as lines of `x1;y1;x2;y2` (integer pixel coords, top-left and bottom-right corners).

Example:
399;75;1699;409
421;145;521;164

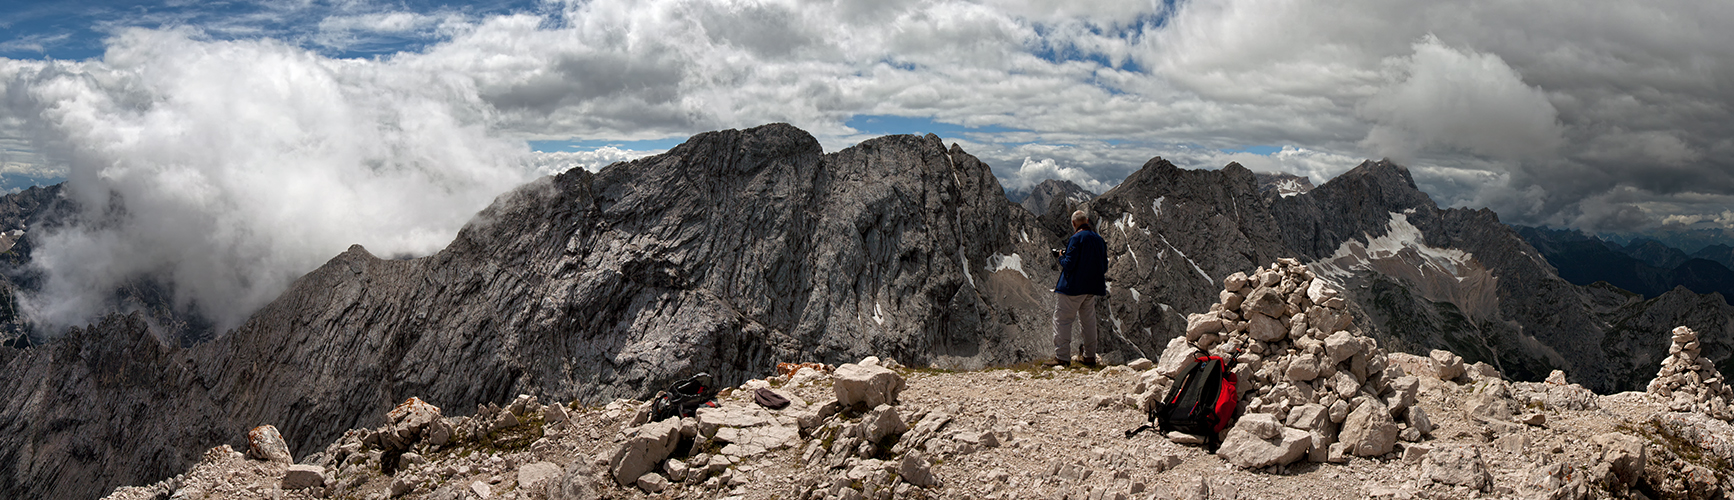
1125;353;1239;443
650;373;719;422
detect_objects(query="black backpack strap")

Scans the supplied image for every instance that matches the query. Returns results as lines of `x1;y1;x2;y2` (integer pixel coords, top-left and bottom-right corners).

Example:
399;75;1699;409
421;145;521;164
1124;422;1155;439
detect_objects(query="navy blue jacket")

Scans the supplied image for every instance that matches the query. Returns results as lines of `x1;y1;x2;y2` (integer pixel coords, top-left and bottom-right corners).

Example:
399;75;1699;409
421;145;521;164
1055;226;1108;296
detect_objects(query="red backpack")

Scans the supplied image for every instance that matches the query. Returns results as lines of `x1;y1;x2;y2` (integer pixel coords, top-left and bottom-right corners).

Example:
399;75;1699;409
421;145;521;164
1127;353;1239;442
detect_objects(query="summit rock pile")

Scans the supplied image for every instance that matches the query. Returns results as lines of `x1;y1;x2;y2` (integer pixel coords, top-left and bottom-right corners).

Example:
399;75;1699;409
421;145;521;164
1647;326;1734;420
104;345;1734;500
1153;259;1427;468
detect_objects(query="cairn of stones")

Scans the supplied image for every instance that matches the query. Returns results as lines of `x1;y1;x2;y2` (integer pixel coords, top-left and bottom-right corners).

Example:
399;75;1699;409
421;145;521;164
1648;326;1734;420
1143;258;1428;469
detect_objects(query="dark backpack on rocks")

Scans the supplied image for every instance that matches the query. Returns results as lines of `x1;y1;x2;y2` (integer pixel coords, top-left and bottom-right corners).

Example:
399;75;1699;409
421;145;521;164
651;373;719;422
1126;353;1239;443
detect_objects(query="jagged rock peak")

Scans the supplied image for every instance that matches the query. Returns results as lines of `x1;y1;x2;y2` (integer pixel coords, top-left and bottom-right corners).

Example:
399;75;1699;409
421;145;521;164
1311;159;1437;211
1253;171;1316;198
1015;178;1096;216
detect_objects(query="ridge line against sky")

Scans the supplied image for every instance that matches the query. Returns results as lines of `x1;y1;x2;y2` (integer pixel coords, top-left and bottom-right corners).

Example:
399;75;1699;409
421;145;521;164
0;0;1731;332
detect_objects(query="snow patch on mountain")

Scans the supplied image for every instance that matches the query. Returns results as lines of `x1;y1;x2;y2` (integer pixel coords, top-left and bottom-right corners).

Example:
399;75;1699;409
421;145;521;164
985;252;1029;279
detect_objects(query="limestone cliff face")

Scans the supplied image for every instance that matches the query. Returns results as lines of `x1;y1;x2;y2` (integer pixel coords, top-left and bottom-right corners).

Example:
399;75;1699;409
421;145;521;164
0;124;1066;500
200;124;1062;459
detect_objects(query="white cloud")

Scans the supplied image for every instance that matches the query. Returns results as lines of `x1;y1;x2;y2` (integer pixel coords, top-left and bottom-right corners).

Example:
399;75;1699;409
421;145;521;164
4;28;534;332
1359;36;1565;161
1000;156;1112;194
2;0;1733;332
528;147;660;176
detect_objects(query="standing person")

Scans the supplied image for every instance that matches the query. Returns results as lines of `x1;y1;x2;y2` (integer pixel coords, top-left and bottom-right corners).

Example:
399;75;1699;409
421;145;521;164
1047;210;1108;366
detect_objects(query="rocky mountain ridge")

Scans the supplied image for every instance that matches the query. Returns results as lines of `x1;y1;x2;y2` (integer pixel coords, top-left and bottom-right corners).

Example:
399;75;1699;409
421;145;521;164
0;124;1076;500
4;124;1734;499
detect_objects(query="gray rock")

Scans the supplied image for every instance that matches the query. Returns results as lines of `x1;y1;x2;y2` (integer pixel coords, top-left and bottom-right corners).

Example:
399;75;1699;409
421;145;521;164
1594;433;1646;489
858;404;908;445
1405;406;1434;436
544;402;570;425
1186;313;1224;341
898;451;940;487
1217;414;1311;469
1328;399;1350;424
1340;399;1398;457
518;462;562;491
1324;331;1361;365
1467;362;1502;382
1285;353;1319;382
1422;445;1491;491
1127;358;1154;371
1429;350;1465;381
1156;337;1197;378
389;475;418;497
892;411;951;454
281;464;325;490
833;363;905;408
1402;443;1431;463
1285;404;1327;430
1246;313;1286;342
663;460;689;483
1385;376;1419;414
635;473;669;493
247;425;292;463
1243;288;1287;319
608;419;682;487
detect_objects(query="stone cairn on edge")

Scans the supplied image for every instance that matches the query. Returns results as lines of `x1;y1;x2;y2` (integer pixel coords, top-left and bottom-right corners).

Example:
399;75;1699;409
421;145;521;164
1138;258;1429;469
1648;326;1734;420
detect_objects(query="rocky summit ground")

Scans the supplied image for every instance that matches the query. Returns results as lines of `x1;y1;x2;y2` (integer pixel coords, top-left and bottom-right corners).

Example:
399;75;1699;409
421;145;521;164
102;260;1734;500
103;354;1732;500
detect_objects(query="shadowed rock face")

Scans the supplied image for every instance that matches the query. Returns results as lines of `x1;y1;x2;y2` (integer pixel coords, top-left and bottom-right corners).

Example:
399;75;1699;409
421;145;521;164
0;124;1070;500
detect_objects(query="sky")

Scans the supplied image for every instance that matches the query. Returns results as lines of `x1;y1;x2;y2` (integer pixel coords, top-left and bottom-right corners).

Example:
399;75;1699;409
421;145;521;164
1;0;1732;333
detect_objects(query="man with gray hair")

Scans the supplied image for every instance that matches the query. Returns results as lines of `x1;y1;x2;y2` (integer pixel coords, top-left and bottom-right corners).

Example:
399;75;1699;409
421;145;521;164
1046;209;1108;366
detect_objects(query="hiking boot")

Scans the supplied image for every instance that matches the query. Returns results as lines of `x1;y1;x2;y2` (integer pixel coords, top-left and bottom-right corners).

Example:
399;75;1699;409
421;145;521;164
1079;356;1098;367
1041;358;1065;367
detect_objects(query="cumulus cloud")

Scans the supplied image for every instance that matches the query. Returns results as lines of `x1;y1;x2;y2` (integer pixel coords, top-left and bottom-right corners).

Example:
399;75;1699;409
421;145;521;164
3;28;534;333
999;156;1113;194
1360;36;1565;161
528;147;660;176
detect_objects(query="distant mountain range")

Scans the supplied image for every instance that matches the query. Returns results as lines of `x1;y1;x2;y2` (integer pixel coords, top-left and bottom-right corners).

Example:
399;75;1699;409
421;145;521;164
1602;227;1734;255
1007;178;1095;216
1514;226;1734;303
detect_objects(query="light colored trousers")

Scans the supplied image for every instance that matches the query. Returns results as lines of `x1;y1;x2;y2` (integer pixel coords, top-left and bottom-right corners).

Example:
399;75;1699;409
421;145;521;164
1053;293;1098;361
